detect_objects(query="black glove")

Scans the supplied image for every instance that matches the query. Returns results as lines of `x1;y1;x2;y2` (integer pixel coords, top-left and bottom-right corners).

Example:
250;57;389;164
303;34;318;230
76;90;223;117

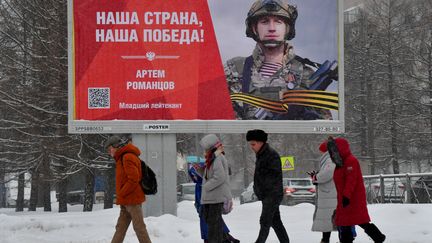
342;196;350;208
306;170;317;177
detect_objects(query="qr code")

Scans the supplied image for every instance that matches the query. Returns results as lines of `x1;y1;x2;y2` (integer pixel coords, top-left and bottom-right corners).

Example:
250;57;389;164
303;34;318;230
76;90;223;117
88;88;110;109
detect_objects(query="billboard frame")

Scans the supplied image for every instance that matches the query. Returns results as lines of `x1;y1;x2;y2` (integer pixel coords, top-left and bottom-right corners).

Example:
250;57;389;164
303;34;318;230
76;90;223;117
67;0;344;134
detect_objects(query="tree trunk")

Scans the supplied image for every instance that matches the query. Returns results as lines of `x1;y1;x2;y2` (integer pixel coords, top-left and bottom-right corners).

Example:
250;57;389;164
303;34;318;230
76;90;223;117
42;179;51;212
83;168;95;212
429;46;432;171
41;157;51;212
366;57;377;175
359;70;368;171
104;165;115;209
388;63;400;174
58;177;68;213
15;173;25;212
28;170;39;211
367;125;377;175
37;184;44;207
0;169;6;208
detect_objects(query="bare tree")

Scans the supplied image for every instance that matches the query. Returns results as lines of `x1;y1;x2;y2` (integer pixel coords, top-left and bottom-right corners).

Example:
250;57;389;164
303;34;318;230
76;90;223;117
402;0;432;171
0;0;112;212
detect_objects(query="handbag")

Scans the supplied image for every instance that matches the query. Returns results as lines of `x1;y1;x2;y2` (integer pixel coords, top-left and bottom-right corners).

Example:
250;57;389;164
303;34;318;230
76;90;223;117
223;198;233;215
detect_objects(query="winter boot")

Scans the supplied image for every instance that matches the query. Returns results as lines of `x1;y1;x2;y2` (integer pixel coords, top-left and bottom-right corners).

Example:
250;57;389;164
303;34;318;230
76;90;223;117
320;238;330;243
224;233;240;243
363;223;386;243
339;226;354;243
320;231;331;243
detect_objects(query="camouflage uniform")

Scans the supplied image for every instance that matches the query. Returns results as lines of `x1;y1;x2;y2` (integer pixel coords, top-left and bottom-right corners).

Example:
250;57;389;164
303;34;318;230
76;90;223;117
226;45;324;120
225;0;333;120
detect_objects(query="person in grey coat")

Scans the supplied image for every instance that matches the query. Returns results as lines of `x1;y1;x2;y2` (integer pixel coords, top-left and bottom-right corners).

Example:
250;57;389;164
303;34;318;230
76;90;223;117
200;134;233;243
308;144;337;243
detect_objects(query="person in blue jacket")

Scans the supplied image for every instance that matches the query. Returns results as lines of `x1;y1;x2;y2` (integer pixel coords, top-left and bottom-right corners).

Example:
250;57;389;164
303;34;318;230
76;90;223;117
188;163;240;243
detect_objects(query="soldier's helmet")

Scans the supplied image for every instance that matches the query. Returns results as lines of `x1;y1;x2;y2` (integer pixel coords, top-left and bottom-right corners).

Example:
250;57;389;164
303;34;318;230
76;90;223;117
246;0;298;41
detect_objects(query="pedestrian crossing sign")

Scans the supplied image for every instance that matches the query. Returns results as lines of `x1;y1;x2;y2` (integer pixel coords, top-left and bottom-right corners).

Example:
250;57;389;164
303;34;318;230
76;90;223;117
280;156;295;171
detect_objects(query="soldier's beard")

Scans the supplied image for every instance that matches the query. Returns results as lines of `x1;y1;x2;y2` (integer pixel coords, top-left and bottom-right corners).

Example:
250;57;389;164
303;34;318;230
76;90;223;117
260;39;284;48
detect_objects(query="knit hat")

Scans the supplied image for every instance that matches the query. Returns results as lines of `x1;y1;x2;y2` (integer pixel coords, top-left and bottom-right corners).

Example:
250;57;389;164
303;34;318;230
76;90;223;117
104;135;125;149
199;134;222;151
246;129;268;143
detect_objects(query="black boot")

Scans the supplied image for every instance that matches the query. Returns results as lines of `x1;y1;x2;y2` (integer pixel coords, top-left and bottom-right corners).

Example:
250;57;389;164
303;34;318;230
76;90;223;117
224;233;240;243
320;231;331;243
228;234;240;243
362;223;386;243
339;226;354;243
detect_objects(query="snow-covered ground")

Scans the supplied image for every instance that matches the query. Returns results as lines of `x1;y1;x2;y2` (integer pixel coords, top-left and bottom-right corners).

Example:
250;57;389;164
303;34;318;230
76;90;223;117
0;200;431;243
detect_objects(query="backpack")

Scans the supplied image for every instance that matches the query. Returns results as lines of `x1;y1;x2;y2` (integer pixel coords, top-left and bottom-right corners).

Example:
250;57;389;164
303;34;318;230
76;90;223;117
140;159;158;195
122;154;158;195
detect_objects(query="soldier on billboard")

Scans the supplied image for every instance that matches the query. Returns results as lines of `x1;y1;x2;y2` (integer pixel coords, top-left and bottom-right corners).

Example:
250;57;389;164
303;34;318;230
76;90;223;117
225;0;338;120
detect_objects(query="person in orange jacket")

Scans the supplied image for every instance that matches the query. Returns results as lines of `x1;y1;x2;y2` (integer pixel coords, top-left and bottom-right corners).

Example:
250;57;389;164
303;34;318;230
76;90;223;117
105;135;152;243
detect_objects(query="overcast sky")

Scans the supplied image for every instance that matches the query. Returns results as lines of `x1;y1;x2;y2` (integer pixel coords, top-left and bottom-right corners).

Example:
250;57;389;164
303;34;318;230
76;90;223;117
208;0;339;64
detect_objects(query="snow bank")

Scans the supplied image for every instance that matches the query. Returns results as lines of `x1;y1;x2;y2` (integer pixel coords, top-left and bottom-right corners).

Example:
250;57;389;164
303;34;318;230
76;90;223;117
0;201;431;243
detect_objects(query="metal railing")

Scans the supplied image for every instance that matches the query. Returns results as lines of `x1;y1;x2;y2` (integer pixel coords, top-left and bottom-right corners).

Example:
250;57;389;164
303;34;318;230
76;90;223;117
363;173;432;204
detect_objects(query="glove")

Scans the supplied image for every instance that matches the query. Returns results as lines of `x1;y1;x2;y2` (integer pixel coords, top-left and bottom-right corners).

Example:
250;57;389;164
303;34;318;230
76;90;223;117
342;196;350;208
307;170;317;177
312;175;318;185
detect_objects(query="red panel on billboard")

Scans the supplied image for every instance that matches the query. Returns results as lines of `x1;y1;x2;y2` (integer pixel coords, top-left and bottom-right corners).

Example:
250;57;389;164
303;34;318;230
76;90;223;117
72;0;235;120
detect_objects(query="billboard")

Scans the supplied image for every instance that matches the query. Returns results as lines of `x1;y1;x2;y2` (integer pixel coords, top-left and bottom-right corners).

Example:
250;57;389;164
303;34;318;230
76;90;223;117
68;0;344;133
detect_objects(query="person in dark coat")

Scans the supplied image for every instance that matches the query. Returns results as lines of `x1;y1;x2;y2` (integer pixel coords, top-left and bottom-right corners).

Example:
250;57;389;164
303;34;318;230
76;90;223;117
246;129;289;243
321;137;386;243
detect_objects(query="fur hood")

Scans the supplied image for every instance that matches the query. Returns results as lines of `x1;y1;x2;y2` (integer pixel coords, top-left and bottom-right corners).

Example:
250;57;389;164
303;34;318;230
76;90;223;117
319;137;352;160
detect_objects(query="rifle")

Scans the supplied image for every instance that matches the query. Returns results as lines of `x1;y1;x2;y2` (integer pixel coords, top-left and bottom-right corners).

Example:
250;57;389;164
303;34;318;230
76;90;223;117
309;60;338;91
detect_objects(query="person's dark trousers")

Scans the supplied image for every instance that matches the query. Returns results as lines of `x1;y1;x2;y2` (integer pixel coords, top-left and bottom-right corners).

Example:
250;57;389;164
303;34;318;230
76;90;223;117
339;226;354;243
203;203;224;243
359;223;386;243
255;197;289;243
321;231;331;243
340;223;385;243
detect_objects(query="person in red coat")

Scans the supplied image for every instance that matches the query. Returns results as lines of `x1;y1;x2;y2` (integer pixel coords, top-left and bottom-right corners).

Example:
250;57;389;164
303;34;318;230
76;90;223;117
320;137;386;243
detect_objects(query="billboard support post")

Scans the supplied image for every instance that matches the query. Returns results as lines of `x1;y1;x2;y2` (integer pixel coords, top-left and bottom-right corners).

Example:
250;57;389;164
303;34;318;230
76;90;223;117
133;133;177;217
